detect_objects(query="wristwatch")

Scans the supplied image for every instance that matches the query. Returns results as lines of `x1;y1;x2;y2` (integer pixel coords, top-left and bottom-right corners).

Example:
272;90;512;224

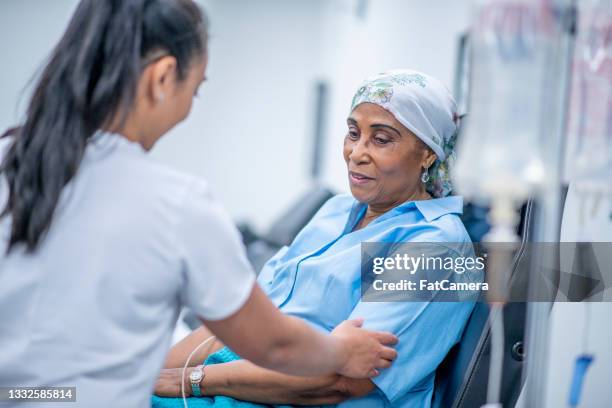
189;365;205;397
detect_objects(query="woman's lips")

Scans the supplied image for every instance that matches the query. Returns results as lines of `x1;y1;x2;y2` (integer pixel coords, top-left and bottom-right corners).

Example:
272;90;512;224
349;171;375;186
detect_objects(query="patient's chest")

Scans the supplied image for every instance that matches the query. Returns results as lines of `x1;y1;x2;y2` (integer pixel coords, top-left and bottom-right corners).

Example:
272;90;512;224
259;234;362;331
256;196;442;332
257;210;413;332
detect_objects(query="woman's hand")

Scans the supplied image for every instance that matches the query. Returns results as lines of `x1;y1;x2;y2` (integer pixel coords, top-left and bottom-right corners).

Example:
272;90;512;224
153;368;193;397
331;318;398;379
154;360;371;405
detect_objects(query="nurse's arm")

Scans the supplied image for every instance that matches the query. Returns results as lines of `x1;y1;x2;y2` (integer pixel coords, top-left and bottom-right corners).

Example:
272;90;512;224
202;284;398;378
155;360;376;405
163;325;224;369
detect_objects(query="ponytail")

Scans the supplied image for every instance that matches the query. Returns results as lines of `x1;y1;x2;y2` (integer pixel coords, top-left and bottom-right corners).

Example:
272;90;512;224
1;0;207;252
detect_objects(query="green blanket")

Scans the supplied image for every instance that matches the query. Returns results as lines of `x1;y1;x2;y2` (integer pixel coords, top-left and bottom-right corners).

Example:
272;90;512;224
151;347;295;408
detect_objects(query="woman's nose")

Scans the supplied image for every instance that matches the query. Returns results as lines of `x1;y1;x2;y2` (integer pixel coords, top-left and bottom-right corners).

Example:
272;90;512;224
349;139;371;164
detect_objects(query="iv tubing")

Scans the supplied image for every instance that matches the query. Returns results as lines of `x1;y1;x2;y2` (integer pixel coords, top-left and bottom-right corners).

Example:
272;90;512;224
487;304;505;405
181;335;216;408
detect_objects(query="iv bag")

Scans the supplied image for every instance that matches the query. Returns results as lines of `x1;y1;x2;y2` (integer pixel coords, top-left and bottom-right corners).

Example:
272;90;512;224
454;0;551;201
565;0;612;191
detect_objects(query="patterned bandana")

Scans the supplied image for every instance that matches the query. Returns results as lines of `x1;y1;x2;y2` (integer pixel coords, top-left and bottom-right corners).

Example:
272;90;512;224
350;69;459;197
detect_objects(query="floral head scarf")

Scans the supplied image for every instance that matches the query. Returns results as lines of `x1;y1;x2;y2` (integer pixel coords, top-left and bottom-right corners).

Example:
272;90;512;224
350;69;459;197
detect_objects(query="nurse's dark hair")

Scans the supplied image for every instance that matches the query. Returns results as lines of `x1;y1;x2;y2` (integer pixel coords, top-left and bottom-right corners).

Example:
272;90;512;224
0;0;208;253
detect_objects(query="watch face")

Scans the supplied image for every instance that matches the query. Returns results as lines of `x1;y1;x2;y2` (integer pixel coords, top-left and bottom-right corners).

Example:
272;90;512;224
190;369;203;382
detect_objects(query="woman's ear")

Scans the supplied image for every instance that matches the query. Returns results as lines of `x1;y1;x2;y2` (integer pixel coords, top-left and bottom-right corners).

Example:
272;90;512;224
422;149;437;170
147;55;178;104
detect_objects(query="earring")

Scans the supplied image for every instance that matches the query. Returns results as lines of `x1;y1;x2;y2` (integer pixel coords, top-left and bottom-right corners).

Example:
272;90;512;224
157;93;165;102
421;168;430;183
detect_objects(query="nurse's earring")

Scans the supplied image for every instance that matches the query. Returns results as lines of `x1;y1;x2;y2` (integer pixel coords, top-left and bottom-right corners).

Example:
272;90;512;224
421;168;430;183
156;92;166;103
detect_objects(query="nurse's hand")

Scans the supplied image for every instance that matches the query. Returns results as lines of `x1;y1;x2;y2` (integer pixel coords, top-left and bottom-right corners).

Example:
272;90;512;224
331;318;398;379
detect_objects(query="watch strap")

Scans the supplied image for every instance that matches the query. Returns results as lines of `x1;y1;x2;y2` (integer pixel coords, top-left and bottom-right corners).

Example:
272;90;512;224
190;365;204;397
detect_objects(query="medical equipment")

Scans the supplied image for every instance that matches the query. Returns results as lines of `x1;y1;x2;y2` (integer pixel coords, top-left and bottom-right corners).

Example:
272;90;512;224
568;353;595;407
562;2;610;403
566;0;612;193
181;335;216;408
432;199;535;408
567;299;595;407
454;0;576;406
455;0;548;203
566;0;612;242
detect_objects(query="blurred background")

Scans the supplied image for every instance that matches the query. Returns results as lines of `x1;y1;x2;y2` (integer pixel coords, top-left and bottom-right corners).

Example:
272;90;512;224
0;0;470;230
0;1;610;407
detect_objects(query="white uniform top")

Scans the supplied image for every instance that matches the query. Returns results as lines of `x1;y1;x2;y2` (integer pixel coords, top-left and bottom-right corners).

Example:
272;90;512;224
0;132;256;407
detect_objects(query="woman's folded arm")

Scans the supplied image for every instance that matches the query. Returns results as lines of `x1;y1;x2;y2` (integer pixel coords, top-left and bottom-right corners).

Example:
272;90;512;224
154;359;376;405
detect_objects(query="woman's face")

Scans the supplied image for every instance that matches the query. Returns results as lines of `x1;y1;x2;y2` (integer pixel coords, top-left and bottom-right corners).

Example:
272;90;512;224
137;52;208;149
162;53;208;129
343;103;436;208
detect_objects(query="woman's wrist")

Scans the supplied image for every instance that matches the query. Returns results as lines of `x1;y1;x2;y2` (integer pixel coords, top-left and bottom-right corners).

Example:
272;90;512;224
199;365;229;396
182;367;194;397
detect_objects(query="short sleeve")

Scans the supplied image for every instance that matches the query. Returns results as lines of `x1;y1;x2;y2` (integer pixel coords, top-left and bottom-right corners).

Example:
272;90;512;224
351;243;479;404
175;179;256;321
348;300;475;404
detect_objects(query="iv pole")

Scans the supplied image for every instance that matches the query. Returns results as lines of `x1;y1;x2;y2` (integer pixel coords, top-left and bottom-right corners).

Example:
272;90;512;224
455;1;578;406
523;1;577;407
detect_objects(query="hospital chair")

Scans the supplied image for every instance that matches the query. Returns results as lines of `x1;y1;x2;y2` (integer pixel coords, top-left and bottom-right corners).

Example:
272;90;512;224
433;185;568;408
237;185;335;273
431;200;535;408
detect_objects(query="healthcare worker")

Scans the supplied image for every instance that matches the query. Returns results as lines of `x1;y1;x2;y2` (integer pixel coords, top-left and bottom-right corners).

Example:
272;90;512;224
0;1;397;407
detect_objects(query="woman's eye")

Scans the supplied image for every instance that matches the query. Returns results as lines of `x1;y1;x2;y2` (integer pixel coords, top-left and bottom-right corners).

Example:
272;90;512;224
347;130;359;140
374;136;390;144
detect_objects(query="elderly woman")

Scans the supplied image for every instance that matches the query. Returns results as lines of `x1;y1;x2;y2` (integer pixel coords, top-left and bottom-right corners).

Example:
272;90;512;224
152;70;479;408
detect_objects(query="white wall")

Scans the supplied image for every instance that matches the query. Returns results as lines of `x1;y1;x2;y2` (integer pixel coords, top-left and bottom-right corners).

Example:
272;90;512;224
151;0;329;230
151;0;472;229
313;0;471;193
0;0;469;230
0;0;79;127
0;0;328;231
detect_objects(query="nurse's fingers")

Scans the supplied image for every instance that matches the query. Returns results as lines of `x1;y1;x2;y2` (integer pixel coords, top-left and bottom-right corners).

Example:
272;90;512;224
343;317;364;328
372;331;398;346
376;358;393;369
379;346;398;362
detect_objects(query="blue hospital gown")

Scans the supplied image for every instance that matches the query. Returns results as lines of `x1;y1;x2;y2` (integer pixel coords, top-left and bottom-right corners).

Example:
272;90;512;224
157;194;480;408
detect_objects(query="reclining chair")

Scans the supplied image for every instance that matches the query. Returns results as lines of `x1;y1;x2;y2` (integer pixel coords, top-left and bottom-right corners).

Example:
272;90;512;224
237;185;335;273
434;182;568;408
432;200;536;408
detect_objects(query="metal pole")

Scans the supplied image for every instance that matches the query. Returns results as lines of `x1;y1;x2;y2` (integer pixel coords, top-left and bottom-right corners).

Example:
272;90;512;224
523;2;577;407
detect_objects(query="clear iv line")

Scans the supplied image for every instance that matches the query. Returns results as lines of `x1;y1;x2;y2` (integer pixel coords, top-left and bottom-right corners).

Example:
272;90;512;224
181;335;216;408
